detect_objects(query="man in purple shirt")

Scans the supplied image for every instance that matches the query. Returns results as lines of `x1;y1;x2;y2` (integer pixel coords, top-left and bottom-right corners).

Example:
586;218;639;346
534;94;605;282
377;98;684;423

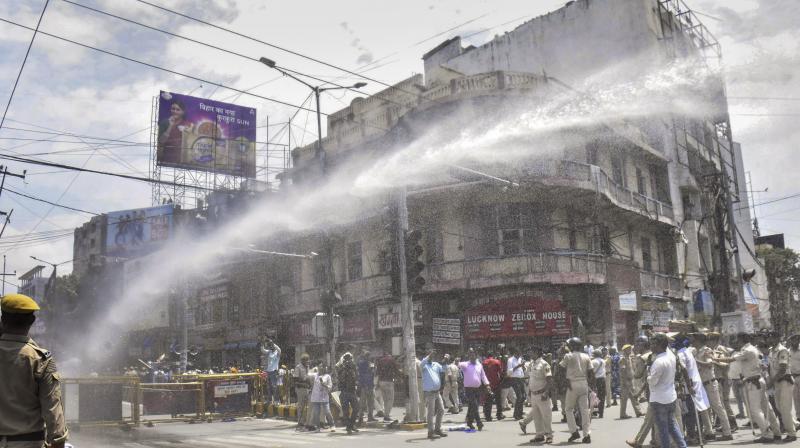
458;348;491;430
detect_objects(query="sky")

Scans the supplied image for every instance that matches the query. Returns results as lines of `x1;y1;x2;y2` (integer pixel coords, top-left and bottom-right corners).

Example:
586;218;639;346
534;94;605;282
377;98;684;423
0;0;797;287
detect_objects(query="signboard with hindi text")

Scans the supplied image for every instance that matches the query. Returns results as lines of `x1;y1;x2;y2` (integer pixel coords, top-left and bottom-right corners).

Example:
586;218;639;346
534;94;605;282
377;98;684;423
376;303;423;330
432;317;461;345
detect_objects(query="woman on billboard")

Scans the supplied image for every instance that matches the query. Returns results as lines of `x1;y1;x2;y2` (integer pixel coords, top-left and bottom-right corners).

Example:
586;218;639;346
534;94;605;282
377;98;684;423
158;99;188;165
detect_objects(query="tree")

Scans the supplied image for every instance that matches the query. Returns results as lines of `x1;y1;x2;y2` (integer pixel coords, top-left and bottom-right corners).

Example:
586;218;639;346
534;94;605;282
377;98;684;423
757;247;800;336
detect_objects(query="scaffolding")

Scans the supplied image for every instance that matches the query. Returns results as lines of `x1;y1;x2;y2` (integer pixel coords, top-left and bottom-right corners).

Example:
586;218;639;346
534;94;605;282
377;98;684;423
148;96;290;209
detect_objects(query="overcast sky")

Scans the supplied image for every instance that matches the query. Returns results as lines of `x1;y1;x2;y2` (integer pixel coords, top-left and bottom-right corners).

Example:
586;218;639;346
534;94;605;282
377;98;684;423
0;0;797;285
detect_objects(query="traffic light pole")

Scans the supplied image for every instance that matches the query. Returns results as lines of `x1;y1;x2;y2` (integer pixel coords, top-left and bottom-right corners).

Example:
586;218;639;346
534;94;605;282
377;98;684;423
394;186;419;422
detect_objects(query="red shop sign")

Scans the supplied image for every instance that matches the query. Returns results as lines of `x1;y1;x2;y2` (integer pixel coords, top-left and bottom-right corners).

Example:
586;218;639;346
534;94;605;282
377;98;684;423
464;297;571;340
340;314;374;342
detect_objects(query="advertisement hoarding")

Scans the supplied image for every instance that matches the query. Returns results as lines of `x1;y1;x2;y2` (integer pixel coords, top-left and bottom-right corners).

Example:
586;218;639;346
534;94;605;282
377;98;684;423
464;297;571;340
157;91;256;177
106;205;173;257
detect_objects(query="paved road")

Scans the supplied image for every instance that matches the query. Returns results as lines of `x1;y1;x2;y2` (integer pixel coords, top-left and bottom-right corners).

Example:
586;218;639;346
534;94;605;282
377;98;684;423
69;407;787;448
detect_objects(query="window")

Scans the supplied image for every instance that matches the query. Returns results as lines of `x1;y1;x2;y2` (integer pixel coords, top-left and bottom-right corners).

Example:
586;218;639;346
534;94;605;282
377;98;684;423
585;142;599;165
641;237;652;272
313;257;327;288
90;238;95;248
610;154;624;185
228;299;239;322
213;300;224;322
471;204;553;256
478;205;499;257
636;168;647;196
498;203;522;255
347;241;362;281
501;229;521;255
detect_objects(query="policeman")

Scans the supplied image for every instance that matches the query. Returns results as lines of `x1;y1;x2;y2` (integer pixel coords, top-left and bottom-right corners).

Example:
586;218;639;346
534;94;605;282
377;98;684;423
0;293;68;448
766;331;796;442
692;332;733;441
618;344;642;419
560;337;594;443
519;345;553;444
721;332;780;443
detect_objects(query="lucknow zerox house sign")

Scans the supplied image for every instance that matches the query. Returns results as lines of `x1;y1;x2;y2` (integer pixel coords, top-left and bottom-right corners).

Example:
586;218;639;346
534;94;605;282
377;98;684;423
464;297;571;340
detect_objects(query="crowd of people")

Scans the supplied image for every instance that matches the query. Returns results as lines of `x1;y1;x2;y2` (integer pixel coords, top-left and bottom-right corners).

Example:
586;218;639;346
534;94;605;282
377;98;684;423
247;330;799;445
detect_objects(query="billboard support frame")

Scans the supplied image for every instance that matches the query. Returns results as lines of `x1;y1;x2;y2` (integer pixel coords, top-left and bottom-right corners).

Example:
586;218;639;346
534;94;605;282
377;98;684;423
149;93;254;209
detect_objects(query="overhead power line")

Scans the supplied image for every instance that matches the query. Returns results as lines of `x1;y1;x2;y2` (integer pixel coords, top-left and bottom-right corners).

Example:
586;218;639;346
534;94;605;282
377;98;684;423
0;0;49;131
0;16;319;114
0;153;214;190
4;187;99;215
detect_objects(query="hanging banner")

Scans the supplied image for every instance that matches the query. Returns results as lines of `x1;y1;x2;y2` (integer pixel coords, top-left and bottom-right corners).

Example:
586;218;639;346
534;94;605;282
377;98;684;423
432;317;461;345
463;297;571;340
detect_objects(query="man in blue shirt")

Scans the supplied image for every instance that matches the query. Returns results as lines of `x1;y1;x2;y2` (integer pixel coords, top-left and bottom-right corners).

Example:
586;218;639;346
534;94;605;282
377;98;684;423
357;351;377;423
421;348;447;439
260;338;281;404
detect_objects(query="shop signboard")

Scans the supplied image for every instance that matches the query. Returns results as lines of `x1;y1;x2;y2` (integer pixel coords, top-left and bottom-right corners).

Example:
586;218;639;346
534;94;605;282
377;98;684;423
618;291;637;311
376;303;423;330
432;317;461;345
340;314;374;342
463;297;571;340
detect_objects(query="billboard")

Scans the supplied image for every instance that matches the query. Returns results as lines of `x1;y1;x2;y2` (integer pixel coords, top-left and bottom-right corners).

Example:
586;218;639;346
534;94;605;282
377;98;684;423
156;91;256;177
106;205;173;257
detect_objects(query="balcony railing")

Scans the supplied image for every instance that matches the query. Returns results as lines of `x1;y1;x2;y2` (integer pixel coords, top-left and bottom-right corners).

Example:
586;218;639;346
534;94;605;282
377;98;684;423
640;270;684;299
522;160;674;223
424;252;607;292
279;275;393;314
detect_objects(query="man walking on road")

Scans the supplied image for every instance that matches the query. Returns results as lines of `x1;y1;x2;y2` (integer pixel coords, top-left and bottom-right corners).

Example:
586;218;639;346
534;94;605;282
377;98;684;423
336;353;360;435
357;351;377;423
458;348;491;431
442;354;461;414
591;349;606;419
619;344;642;419
482;351;506;421
507;347;527;420
519;345;554;444
648;333;687;448
421;349;447;440
693;333;733;441
293;354;312;429
561;337;594;443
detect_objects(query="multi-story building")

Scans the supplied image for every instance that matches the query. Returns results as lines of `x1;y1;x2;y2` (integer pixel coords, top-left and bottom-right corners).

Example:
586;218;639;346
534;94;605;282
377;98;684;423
276;0;765;355
19;265;51;344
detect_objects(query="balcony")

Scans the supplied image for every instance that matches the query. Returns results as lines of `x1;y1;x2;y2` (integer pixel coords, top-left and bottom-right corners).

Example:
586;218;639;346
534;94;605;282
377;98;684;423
423;252;607;293
521;160;675;224
279;275;393;315
640;271;684;300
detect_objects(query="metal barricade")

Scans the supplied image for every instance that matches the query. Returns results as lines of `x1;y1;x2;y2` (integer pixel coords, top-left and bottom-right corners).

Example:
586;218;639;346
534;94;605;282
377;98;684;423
177;372;264;419
63;376;140;428
139;382;204;423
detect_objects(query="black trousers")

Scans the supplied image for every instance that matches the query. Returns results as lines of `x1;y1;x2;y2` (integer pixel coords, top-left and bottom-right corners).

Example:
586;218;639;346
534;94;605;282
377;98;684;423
483;386;504;419
340;391;359;430
595;379;606;418
512;378;526;419
465;387;483;427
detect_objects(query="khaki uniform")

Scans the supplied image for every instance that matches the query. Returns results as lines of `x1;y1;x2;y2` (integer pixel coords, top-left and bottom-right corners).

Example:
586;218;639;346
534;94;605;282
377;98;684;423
443;363;460;412
791;349;800;421
521;358;552;437
697;345;731;436
619;354;641;417
769;343;796;437
293;363;311;425
560;351;592;436
715;344;736;418
0;334;67;447
734;343;780;438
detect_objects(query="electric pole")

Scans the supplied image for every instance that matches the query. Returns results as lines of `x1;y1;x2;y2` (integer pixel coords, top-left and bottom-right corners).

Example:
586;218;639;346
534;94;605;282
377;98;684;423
394;186;419;422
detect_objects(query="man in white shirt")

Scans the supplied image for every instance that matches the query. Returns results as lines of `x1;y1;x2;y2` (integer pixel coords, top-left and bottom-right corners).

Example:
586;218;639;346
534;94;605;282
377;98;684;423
507;347;527;420
648;333;687;448
591;350;606;418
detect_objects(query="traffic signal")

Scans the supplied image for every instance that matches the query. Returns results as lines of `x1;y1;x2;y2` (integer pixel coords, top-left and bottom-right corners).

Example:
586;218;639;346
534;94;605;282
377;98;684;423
405;229;426;293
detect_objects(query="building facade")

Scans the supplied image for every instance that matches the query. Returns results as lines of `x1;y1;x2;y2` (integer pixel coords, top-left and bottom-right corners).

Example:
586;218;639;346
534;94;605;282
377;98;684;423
277;0;764;355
